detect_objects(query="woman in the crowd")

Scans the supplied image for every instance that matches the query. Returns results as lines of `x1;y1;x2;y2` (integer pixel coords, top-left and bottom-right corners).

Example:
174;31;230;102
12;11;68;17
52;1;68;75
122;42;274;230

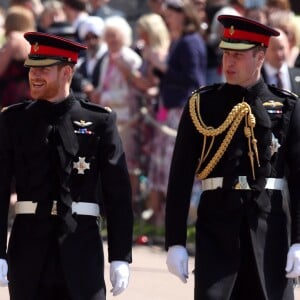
115;12;170;212
90;16;142;201
0;5;36;108
146;0;207;227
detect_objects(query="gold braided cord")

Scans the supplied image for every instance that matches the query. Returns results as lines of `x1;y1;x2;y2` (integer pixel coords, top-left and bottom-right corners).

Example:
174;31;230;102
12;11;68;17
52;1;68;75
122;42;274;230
190;93;250;136
195;107;248;179
195;97;215;163
198;133;215;167
189;93;260;180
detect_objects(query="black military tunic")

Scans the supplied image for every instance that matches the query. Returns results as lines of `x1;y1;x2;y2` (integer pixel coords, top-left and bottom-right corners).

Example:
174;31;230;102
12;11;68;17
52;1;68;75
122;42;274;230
0;95;133;300
165;79;300;300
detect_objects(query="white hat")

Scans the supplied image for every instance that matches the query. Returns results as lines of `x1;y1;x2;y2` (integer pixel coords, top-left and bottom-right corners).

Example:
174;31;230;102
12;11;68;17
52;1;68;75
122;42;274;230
78;16;105;40
165;0;184;9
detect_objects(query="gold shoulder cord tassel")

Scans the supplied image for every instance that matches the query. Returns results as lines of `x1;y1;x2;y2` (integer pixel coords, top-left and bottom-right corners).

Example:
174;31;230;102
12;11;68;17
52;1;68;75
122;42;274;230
189;93;260;180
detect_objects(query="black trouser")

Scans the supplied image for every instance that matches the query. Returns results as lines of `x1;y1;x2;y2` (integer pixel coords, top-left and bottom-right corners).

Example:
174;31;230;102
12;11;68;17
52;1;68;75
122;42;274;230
34;230;71;300
194;212;265;300
229;217;265;300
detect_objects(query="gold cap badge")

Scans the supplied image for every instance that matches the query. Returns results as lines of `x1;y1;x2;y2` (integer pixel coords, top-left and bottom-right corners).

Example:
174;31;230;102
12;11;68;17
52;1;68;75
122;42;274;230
33;42;39;52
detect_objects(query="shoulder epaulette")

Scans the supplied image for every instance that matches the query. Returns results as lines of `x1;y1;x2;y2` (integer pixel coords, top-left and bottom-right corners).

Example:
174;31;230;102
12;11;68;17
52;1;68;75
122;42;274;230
1;100;31;113
191;83;223;95
79;99;112;113
268;84;299;100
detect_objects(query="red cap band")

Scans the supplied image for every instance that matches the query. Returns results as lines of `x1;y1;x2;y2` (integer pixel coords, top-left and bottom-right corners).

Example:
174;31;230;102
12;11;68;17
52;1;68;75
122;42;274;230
30;44;78;62
223;27;270;46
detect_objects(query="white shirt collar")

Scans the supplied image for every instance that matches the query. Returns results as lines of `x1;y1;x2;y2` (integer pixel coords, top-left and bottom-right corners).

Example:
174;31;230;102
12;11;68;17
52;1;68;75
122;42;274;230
264;62;291;90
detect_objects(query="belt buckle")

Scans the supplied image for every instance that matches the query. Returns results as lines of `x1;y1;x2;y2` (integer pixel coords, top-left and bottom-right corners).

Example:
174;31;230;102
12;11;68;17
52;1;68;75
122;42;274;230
234;176;250;190
51;201;58;216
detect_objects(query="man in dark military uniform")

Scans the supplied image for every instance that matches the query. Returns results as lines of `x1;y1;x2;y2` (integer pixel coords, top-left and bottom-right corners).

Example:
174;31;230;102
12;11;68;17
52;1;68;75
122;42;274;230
165;15;300;300
0;32;133;300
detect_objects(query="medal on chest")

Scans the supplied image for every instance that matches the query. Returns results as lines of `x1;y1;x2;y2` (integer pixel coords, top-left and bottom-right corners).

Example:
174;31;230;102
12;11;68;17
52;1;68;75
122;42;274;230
73;157;90;174
73;120;94;135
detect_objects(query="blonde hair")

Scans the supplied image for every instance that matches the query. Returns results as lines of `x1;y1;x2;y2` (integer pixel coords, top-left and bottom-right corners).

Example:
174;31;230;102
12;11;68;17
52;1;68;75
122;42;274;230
4;5;36;35
268;11;300;48
104;16;132;47
136;13;170;51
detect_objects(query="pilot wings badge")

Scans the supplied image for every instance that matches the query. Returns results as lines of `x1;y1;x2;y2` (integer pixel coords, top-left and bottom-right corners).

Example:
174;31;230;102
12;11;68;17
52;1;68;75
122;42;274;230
73;120;94;135
73;120;93;127
263;100;283;114
263;100;283;107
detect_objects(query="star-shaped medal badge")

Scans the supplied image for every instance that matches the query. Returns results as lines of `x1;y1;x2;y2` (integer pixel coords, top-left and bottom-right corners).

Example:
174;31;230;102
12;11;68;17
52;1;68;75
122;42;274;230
73;157;90;174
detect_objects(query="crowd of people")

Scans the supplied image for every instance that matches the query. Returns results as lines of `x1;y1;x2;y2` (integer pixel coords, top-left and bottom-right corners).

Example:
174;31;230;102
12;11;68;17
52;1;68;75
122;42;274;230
1;0;300;230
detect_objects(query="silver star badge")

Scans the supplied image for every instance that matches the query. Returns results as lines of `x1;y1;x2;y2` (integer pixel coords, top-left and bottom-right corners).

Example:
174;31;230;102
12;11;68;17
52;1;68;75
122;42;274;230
270;133;281;157
73;157;90;174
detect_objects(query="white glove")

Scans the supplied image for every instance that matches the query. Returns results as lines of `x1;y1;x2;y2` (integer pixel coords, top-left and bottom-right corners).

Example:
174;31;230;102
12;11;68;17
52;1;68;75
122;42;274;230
166;245;189;283
286;243;300;278
0;259;8;287
110;261;129;296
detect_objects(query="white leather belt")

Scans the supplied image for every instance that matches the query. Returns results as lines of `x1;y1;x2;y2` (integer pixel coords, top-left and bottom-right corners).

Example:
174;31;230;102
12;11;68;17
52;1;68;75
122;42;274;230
201;176;287;191
15;201;100;217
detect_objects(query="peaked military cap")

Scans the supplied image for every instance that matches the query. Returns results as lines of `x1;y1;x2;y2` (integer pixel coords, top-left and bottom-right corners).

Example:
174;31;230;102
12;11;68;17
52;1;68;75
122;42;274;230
24;31;87;67
218;15;280;51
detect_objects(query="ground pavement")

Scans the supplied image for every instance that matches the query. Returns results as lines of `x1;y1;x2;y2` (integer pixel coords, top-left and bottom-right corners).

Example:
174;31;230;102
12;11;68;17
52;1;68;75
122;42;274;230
0;243;300;300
